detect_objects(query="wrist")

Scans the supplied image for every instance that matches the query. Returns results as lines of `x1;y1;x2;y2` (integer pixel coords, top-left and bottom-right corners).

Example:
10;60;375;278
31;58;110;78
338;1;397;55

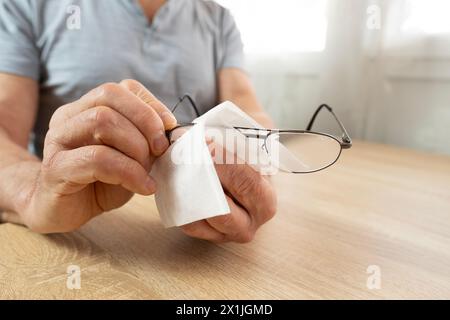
0;160;41;218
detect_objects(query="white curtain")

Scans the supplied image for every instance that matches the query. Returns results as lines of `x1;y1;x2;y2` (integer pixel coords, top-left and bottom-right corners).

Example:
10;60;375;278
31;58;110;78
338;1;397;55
220;0;450;154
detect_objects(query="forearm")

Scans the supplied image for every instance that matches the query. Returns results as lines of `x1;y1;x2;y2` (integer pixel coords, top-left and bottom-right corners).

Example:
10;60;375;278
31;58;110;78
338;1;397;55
0;128;40;221
227;91;274;129
218;68;274;129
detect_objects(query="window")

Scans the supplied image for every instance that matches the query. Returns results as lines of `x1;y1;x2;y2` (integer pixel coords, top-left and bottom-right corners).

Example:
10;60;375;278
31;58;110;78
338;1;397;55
383;0;450;57
216;0;328;54
402;0;450;35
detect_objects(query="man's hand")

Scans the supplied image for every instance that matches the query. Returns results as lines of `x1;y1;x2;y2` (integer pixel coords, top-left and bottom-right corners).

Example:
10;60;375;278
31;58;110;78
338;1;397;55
181;150;277;243
183;67;276;243
18;80;177;233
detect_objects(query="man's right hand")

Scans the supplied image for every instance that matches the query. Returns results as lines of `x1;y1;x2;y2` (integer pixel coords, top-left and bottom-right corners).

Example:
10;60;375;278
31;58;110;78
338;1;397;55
18;80;177;233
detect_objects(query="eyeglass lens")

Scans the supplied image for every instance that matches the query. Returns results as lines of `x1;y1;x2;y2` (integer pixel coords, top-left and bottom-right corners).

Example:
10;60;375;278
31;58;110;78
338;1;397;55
169;126;342;174
265;132;342;173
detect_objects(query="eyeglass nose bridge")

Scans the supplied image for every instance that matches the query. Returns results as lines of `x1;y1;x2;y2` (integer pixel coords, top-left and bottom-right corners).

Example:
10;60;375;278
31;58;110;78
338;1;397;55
261;130;277;154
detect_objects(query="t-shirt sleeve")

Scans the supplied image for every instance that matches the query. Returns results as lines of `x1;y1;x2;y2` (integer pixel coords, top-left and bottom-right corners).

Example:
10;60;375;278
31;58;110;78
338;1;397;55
0;0;40;80
217;7;245;71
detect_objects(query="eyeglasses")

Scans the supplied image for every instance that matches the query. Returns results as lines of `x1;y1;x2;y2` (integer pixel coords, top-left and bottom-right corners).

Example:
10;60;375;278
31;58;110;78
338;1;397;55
166;95;352;174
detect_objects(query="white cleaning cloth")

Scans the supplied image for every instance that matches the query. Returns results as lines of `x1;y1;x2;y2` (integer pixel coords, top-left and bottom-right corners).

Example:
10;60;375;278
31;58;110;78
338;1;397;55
152;101;276;227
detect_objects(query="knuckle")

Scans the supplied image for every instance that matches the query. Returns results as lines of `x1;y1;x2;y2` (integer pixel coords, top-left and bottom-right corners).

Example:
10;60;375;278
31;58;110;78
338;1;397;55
141;107;163;132
249;180;278;226
265;203;277;221
181;223;199;236
44;127;58;144
268;196;278;220
236;230;255;244
98;82;120;98
148;100;164;111
212;213;234;228
120;79;140;90
229;166;260;196
92;107;116;139
261;184;278;222
86;147;110;180
141;105;157;121
49;104;69;128
89;146;107;166
120;79;155;104
26;221;49;234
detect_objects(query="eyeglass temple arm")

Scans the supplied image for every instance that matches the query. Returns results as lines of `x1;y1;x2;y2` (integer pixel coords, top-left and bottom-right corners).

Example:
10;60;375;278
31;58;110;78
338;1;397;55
171;94;201;118
306;104;352;149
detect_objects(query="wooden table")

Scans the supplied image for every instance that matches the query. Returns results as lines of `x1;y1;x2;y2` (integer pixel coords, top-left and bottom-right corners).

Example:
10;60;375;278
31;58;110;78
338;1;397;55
1;141;450;299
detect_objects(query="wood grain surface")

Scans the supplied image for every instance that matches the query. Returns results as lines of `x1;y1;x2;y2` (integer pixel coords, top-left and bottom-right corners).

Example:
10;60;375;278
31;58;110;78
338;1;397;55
1;141;449;299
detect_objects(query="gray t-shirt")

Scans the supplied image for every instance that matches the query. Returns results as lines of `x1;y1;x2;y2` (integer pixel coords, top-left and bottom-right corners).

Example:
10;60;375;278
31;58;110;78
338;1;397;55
0;0;244;156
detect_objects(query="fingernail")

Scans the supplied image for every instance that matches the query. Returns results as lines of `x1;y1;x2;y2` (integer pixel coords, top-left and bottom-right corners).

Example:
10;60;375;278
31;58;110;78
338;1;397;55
145;175;156;193
161;111;177;129
152;130;169;155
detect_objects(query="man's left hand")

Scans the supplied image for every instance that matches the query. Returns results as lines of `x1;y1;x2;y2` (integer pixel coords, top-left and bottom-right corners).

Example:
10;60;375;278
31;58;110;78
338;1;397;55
181;161;277;243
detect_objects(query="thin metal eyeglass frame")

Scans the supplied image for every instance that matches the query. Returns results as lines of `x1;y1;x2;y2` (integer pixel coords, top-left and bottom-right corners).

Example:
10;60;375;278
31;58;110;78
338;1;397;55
165;95;352;173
